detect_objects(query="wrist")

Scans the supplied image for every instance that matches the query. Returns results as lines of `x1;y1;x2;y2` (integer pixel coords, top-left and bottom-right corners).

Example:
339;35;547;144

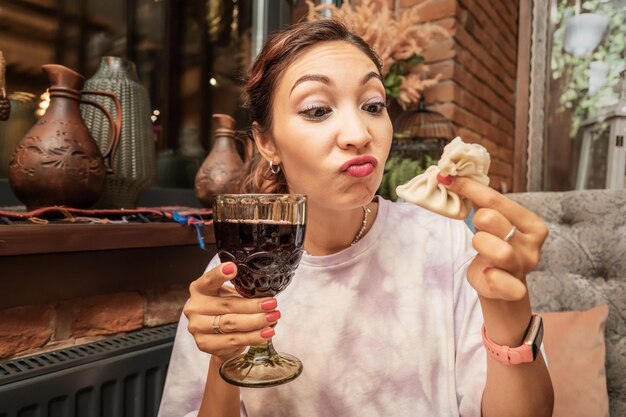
478;296;533;346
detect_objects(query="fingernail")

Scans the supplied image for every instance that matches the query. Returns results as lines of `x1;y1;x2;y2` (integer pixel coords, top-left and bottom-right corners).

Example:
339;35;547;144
221;263;235;275
260;298;278;311
483;266;491;275
260;328;275;338
265;311;281;323
437;174;454;185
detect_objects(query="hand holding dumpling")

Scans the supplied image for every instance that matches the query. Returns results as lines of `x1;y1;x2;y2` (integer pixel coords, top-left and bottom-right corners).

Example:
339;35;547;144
396;137;490;219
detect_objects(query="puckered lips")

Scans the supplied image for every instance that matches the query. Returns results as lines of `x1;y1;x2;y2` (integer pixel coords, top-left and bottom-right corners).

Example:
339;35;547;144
340;155;378;177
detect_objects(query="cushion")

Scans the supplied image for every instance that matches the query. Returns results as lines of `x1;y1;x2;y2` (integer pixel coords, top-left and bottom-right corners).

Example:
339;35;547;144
542;304;609;417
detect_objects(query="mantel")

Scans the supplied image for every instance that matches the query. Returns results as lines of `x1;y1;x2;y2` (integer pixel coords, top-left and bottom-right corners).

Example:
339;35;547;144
0;222;217;310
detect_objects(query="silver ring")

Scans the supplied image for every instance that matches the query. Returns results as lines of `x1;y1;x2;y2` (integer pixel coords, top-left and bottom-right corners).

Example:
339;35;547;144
212;315;224;334
503;226;517;242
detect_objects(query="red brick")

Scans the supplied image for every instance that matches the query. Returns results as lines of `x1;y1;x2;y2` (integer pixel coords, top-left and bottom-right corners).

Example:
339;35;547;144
145;286;189;327
435;102;513;148
455;27;516;95
426;59;454;81
400;0;426;7
413;0;457;22
474;1;517;46
69;292;144;338
453;65;515;122
490;159;513;177
459;6;517;68
424;80;456;104
423;38;456;62
432;16;457;34
457;0;517;52
0;304;53;359
455;126;482;144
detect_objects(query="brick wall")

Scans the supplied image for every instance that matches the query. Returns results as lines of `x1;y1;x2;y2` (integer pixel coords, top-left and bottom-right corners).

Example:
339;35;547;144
296;0;520;192
0;286;188;360
403;0;519;192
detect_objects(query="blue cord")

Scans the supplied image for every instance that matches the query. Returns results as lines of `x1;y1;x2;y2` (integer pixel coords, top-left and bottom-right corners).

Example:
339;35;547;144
172;210;206;250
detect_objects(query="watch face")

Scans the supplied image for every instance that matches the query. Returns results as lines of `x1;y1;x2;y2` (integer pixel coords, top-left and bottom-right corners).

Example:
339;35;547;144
525;315;544;359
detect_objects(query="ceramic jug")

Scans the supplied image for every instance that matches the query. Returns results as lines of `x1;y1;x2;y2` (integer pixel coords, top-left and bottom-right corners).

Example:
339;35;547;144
194;114;244;208
8;64;121;209
81;56;156;209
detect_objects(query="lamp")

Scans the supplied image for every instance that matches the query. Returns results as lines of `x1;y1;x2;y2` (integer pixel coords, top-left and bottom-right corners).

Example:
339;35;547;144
563;0;609;57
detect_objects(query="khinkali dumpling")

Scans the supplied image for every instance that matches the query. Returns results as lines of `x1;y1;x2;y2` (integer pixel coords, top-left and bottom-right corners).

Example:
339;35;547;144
395;136;490;219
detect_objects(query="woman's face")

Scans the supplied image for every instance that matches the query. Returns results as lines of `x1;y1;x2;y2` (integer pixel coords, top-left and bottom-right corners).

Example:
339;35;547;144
264;40;393;210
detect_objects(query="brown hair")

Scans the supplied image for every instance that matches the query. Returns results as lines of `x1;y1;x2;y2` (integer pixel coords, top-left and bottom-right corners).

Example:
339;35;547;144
240;19;383;194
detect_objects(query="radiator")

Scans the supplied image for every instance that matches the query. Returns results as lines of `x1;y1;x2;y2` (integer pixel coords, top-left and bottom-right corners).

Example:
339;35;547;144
0;324;177;417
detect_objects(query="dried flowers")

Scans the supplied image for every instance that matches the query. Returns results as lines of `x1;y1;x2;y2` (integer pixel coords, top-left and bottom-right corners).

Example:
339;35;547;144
306;0;449;109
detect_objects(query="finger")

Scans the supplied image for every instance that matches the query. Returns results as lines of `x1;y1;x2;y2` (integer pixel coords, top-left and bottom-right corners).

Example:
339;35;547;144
184;295;278;316
189;262;238;296
195;327;277;355
467;259;527;301
472;208;517;241
472;232;522;275
438;175;546;236
188;311;281;335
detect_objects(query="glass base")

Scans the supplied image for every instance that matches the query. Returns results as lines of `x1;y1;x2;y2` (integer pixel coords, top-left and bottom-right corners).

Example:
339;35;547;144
219;342;303;388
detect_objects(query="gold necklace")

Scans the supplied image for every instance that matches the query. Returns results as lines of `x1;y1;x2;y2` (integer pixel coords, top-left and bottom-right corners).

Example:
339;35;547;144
303;205;371;255
350;205;371;246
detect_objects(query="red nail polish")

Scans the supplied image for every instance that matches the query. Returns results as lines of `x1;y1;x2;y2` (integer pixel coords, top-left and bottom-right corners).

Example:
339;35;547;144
265;311;281;322
260;328;275;338
483;266;491;275
260;299;278;311
437;174;454;185
221;263;235;275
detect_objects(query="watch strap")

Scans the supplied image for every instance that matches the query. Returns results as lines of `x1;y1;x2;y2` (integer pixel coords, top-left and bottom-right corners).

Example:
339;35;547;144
481;324;534;365
481;314;542;365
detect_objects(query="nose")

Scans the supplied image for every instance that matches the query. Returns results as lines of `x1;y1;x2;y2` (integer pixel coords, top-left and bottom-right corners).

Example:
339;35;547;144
336;108;373;150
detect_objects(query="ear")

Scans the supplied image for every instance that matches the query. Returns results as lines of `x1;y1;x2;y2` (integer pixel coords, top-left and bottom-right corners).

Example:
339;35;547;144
251;122;281;165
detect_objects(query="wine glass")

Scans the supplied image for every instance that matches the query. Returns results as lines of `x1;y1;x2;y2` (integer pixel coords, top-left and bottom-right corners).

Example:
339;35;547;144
212;193;307;387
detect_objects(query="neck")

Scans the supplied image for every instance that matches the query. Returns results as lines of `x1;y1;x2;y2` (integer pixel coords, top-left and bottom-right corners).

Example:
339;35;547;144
303;200;377;256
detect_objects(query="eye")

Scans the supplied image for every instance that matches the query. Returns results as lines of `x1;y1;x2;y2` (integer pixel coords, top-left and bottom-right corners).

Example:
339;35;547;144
299;106;332;121
362;101;385;115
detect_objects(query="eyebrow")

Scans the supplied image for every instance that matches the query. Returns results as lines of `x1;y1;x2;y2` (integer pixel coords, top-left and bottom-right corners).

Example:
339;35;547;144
289;71;383;96
289;74;332;96
362;71;383;85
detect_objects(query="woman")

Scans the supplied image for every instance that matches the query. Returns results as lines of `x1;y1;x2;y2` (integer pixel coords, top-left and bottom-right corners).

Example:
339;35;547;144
158;19;554;417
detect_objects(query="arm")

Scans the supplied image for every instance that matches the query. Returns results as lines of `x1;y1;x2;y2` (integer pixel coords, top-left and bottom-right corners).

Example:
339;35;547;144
441;175;554;417
184;262;279;417
197;356;241;417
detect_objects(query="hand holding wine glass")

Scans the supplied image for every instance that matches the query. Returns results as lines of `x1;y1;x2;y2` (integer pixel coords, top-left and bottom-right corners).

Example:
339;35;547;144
212;193;307;387
184;261;281;362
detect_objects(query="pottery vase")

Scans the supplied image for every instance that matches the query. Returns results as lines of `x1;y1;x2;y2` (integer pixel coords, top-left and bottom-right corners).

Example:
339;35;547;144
195;114;243;207
81;56;156;208
8;64;121;209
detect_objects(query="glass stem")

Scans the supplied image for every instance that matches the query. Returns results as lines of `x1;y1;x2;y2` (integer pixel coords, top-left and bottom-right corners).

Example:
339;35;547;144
243;339;278;365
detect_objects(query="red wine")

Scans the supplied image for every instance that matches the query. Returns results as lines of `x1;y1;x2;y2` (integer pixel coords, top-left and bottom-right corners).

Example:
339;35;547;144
214;220;306;297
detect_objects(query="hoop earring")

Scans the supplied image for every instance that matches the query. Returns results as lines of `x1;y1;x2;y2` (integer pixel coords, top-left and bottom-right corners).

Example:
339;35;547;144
269;161;281;175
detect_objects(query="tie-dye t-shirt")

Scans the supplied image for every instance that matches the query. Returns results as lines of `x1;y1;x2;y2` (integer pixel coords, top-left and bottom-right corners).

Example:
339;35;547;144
158;197;486;417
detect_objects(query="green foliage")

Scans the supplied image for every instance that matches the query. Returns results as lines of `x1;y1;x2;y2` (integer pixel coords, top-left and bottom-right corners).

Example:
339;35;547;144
384;54;425;99
378;154;435;201
551;0;626;137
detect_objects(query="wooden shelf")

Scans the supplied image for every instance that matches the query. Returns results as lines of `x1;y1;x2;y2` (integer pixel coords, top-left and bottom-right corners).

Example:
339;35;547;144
0;222;216;256
0;222;217;309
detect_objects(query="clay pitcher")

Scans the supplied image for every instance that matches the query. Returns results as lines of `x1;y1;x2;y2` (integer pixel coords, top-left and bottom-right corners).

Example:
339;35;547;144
8;64;121;209
195;114;244;208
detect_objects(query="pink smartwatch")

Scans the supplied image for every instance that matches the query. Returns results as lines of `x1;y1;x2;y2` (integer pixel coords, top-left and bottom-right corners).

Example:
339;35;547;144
482;314;543;365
